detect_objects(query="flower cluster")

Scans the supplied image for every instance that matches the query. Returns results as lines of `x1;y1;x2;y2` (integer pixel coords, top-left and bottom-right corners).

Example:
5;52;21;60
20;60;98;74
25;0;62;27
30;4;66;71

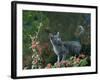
45;53;90;68
31;38;50;69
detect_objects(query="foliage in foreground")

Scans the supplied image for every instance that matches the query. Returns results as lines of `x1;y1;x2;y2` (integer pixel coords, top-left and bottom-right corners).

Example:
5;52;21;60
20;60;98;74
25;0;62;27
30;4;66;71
50;54;90;68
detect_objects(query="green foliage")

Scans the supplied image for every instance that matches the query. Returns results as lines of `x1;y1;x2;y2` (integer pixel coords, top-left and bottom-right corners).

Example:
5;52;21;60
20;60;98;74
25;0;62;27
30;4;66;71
23;11;49;54
79;57;89;66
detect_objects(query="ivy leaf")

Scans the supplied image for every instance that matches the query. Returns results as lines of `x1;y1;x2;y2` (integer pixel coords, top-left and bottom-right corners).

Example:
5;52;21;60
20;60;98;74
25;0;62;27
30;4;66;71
79;58;88;66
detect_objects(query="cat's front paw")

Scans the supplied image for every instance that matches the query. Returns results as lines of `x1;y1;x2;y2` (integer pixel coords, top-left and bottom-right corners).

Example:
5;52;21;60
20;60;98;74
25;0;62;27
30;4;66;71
54;62;61;68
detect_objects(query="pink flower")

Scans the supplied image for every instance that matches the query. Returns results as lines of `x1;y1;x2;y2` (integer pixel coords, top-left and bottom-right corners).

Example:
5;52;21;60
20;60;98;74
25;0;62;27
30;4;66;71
79;53;86;59
36;45;42;55
46;63;52;68
32;41;37;49
76;58;80;63
33;59;38;64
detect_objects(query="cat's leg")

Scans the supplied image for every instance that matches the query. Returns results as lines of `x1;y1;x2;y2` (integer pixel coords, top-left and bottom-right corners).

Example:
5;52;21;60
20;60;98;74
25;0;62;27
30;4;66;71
75;47;81;58
61;54;65;61
54;55;61;67
57;55;60;63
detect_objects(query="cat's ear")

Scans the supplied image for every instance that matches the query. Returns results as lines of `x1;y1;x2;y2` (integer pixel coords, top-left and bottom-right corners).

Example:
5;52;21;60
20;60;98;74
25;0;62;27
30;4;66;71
49;33;53;37
57;32;59;36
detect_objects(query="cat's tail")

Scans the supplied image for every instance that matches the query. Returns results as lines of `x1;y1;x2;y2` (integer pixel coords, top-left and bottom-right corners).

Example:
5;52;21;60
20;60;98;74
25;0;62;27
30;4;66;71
78;25;85;36
74;25;85;42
